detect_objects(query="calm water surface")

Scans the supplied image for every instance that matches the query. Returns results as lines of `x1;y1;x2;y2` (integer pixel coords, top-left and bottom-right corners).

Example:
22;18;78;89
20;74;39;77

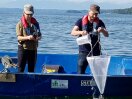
0;9;132;56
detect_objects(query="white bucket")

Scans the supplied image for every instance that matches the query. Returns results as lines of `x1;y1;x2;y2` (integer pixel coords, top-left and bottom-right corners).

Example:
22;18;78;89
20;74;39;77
76;34;91;45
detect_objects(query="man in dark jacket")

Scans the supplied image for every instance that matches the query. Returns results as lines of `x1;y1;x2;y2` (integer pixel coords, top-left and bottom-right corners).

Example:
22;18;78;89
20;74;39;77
71;4;109;74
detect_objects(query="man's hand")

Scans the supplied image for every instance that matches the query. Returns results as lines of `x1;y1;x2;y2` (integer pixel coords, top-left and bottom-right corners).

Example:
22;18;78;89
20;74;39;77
27;35;35;40
35;36;41;41
81;30;88;36
97;27;105;33
97;27;109;37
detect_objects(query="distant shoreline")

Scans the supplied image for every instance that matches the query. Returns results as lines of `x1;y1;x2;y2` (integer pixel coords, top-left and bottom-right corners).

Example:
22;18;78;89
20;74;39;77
0;7;132;14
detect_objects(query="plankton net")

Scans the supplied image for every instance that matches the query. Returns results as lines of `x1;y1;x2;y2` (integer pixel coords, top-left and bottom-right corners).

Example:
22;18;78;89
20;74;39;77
87;55;110;94
85;32;111;98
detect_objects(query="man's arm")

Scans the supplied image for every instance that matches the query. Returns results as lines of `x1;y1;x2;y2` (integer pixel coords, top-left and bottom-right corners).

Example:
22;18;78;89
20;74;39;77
71;26;88;36
97;20;109;37
97;27;109;37
16;22;35;41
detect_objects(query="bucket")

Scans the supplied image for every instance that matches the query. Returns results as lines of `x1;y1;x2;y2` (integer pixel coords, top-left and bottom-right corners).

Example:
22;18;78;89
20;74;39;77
76;34;91;45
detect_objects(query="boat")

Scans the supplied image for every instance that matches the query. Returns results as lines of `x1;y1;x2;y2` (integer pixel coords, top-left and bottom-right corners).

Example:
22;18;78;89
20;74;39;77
0;51;132;97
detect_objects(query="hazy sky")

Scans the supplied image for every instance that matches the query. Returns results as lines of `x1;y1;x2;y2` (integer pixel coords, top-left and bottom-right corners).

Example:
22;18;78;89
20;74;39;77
0;0;132;10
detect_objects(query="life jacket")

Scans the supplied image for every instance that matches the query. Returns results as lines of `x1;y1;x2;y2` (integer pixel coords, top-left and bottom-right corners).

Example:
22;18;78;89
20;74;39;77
21;16;40;36
82;15;99;31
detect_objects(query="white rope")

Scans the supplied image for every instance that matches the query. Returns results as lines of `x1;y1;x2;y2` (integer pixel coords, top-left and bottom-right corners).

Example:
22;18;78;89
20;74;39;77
87;33;108;57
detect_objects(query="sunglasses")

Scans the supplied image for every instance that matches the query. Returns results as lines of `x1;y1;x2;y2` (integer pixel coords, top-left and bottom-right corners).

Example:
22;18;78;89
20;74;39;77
24;12;33;16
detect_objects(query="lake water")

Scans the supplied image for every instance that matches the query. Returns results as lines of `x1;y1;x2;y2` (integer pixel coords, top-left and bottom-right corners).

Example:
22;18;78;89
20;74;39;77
0;8;132;56
0;8;132;99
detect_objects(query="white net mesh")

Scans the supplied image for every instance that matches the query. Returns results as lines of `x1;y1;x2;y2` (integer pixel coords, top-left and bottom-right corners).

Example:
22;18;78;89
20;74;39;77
87;55;111;94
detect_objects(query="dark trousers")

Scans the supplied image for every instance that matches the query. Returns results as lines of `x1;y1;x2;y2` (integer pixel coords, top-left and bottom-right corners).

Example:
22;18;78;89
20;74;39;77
78;50;101;74
18;45;37;73
78;52;89;74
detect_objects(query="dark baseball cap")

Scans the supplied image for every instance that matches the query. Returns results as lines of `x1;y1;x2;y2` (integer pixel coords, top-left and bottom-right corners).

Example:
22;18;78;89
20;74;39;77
90;4;100;14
